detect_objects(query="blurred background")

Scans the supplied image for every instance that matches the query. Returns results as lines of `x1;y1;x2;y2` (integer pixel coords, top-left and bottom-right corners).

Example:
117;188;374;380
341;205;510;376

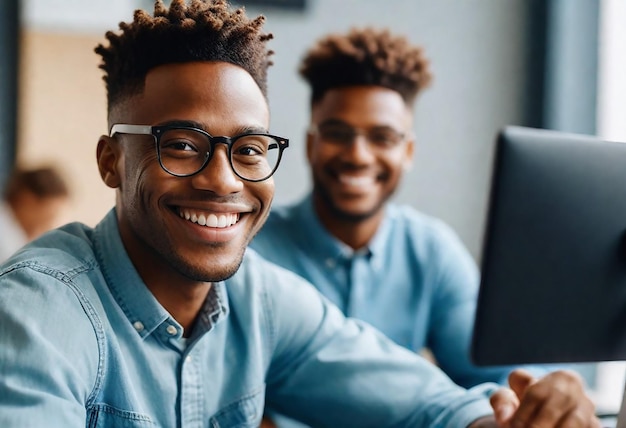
1;0;625;413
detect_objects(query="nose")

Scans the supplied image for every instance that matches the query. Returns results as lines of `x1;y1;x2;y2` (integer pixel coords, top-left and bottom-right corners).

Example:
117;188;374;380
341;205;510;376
342;134;376;164
190;145;244;195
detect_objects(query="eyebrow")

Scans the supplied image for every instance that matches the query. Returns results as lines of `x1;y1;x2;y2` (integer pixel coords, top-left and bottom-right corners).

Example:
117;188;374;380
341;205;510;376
318;119;401;132
317;118;350;128
156;120;269;136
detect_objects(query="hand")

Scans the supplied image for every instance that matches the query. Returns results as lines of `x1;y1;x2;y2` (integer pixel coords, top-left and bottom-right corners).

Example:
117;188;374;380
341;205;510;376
489;369;601;427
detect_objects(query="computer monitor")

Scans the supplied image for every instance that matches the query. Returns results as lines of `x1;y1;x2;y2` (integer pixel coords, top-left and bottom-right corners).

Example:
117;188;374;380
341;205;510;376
471;126;626;426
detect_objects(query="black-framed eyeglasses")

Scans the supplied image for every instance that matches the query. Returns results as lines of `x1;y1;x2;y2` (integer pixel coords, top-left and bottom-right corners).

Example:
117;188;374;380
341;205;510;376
309;122;407;149
109;124;289;182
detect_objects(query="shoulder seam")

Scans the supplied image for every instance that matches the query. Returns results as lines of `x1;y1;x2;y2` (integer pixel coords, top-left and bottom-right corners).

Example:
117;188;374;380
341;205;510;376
5;260;107;408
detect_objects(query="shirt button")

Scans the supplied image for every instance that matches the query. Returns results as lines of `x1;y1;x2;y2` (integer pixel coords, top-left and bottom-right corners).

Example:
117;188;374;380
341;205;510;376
133;321;144;332
186;355;192;363
166;325;178;336
325;258;336;268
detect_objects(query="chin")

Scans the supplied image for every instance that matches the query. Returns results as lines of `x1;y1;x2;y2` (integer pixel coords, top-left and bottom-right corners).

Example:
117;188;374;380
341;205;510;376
170;251;245;283
183;262;241;283
333;205;380;223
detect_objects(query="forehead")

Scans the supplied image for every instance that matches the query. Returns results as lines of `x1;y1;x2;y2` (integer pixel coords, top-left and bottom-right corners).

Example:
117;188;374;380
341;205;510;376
118;61;270;133
311;86;411;128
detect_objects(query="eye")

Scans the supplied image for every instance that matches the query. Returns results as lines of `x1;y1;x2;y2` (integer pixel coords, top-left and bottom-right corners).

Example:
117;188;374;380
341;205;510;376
158;128;206;158
369;129;403;147
235;145;264;156
320;127;354;142
161;139;198;152
233;135;272;157
369;132;394;145
159;137;203;161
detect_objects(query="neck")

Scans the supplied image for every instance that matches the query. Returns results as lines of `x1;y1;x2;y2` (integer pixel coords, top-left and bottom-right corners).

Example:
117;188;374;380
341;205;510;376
116;214;215;338
312;194;383;250
148;280;212;338
130;251;212;337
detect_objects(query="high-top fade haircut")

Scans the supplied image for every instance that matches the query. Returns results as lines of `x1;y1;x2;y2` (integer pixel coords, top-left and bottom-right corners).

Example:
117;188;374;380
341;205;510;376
299;27;432;106
95;0;274;114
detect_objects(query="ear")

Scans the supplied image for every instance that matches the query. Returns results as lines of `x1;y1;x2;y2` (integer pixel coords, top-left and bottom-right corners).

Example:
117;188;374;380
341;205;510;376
306;128;315;164
96;135;122;189
402;136;415;172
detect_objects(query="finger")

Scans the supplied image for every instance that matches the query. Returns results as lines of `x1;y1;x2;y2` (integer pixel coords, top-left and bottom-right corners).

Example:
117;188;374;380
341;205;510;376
489;387;519;425
509;377;562;426
507;368;536;399
512;370;593;428
553;403;601;428
505;369;540;426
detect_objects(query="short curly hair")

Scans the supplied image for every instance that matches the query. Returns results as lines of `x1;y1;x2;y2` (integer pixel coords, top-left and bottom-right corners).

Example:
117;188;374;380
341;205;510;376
95;0;274;112
299;27;432;106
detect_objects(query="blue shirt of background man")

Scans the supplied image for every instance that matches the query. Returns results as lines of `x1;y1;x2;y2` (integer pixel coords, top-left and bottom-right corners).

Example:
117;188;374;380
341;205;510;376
0;209;496;428
251;193;544;388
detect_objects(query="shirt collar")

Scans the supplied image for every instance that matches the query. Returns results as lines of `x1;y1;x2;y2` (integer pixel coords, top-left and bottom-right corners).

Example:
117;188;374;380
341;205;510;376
295;194;351;261
188;281;229;341
92;209;228;340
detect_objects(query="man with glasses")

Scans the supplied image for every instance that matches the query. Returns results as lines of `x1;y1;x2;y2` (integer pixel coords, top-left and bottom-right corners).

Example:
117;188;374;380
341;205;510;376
0;2;598;427
251;27;573;426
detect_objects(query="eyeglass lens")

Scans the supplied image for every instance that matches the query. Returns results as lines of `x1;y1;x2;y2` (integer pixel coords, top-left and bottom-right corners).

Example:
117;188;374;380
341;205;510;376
316;123;404;148
157;128;281;180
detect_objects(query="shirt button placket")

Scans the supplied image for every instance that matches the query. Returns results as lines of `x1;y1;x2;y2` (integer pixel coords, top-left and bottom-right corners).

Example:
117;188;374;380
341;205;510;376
181;348;203;428
347;255;370;319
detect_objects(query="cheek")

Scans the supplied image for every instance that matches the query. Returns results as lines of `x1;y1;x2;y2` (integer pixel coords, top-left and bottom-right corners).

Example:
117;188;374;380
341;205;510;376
253;180;275;220
246;181;274;237
123;148;159;183
259;180;275;207
308;143;336;165
117;155;165;211
382;153;409;177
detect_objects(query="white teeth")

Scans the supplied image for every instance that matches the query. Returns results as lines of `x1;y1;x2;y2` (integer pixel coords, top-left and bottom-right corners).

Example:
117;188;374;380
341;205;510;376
207;214;218;227
179;209;239;228
339;175;375;187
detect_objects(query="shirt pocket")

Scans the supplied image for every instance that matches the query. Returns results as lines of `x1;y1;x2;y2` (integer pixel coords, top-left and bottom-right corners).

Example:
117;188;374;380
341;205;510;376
87;404;158;427
210;387;265;428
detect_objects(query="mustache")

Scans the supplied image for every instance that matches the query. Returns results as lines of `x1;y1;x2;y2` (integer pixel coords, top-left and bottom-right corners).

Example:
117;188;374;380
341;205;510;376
166;191;244;203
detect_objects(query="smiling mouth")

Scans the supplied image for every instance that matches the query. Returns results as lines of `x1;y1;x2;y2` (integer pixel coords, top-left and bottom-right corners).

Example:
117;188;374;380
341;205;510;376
178;208;241;228
337;173;377;188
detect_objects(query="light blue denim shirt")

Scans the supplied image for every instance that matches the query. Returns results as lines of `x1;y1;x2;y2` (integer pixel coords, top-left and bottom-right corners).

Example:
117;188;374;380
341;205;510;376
251;194;546;389
0;209;495;427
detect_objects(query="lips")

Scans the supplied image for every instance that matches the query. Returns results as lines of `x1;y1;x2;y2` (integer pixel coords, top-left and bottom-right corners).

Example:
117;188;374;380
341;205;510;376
178;208;240;228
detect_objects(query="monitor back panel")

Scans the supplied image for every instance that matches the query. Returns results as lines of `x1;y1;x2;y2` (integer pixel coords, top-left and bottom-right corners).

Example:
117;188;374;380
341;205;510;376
472;126;626;366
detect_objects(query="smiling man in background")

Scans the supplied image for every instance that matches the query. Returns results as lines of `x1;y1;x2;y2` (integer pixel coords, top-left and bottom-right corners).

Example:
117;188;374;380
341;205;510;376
251;27;579;427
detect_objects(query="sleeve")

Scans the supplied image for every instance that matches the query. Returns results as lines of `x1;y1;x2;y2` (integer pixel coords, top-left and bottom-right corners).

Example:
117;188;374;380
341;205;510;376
0;265;100;427
425;222;552;388
261;265;494;428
